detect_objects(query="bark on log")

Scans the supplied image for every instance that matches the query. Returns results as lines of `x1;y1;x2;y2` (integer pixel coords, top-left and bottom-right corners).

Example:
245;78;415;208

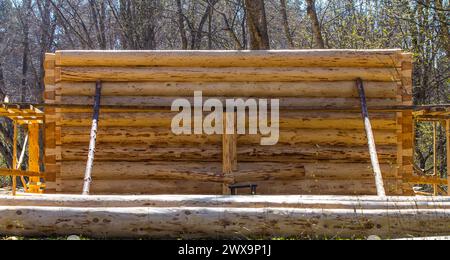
54;50;404;68
0;206;448;239
58;111;397;130
61;144;397;163
56;178;403;195
55;67;401;82
60;161;307;182
57;81;398;98
1;194;449;209
60;127;398;146
58;96;399;108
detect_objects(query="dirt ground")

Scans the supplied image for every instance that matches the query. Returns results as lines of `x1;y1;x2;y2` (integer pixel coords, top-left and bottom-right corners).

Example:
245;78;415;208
0;188;11;195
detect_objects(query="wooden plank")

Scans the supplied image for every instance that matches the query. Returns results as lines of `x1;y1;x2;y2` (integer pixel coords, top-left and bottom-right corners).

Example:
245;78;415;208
0;169;45;178
54;49;404;68
404;176;448;185
57;81;399;98
55;67;401;83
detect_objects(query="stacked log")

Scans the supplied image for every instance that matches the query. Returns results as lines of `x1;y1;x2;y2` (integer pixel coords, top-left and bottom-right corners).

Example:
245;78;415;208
44;50;413;195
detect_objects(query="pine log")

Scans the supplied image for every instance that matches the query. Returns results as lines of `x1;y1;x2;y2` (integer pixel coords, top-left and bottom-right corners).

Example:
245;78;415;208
1;194;449;209
61;144;398;163
60;161;307;182
58;179;403;195
1;206;448;239
57;81;398;98
58;111;397;130
60;179;223;195
55;67;401;82
54;50;404;68
60;127;398;146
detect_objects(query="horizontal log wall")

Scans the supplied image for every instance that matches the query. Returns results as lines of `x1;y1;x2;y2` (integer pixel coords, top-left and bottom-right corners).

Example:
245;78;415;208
44;50;413;195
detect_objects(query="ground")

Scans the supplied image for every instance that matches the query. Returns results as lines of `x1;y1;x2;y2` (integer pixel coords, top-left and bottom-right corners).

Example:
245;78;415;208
0;188;11;195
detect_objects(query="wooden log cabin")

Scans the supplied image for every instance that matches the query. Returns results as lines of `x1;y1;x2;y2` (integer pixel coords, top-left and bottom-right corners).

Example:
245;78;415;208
43;49;416;196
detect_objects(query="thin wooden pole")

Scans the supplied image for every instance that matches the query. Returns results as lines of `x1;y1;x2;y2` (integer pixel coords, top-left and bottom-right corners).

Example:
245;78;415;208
17;134;28;192
433;121;438;196
12;123;17;196
356;78;386;197
82;81;102;195
446;120;450;196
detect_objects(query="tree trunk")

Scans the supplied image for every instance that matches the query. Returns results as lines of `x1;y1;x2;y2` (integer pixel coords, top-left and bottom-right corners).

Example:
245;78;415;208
279;0;294;48
244;0;270;50
176;0;188;50
434;0;449;56
20;0;31;103
0;63;6;102
306;0;325;49
89;0;107;49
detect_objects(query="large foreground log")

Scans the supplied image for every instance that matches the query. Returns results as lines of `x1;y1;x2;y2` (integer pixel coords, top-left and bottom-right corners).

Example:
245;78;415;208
1;195;449;209
0;205;448;239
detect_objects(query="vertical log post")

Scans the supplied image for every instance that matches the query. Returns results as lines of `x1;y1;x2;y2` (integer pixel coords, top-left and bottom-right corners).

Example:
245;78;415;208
82;81;102;195
356;78;386;197
17;134;28;192
446;120;450;196
433;121;438;196
12;122;17;196
27;123;41;193
222;110;237;194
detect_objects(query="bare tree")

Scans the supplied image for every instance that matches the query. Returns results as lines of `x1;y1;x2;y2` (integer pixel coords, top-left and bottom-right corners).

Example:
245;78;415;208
279;0;294;48
306;0;325;48
244;0;270;50
176;0;189;49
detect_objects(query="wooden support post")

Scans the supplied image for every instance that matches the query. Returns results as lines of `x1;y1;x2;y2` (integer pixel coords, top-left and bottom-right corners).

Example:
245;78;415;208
222;110;237;194
357;78;386;197
27;123;41;193
82;81;102;195
433;121;438;196
12;123;17;196
17;134;28;192
446;120;450;196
